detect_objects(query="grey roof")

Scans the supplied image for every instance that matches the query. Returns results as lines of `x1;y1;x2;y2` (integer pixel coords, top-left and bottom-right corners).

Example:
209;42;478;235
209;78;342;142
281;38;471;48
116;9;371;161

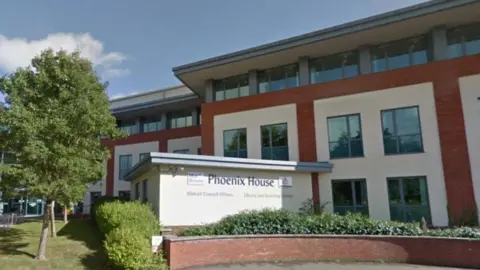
123;152;333;181
110;93;198;115
172;0;477;75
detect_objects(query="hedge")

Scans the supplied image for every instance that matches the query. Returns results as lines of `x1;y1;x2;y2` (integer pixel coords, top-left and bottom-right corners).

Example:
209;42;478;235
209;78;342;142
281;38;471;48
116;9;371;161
180;209;480;239
92;197;162;270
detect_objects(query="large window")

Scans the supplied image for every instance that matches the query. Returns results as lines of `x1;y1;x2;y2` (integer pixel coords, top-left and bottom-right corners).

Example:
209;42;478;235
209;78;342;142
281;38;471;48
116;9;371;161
214;74;249;101
223;128;247;158
327;114;363;159
387;176;430;223
261;123;289;161
118;155;132;180
447;23;480;59
169;111;193;129
371;36;428;73
258;64;299;93
310;51;359;84
381;106;423;155
331;179;369;216
143;120;162;133
173;149;190;154
142;180;148;202
118;121;138;135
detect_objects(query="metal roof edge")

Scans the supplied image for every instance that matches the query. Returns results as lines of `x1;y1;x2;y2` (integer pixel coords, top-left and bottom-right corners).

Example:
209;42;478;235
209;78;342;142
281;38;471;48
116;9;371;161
109;84;188;102
110;93;199;114
172;0;477;75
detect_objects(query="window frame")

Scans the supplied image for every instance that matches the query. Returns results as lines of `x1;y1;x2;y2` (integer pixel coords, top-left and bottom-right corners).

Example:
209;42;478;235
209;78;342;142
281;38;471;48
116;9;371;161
118;154;133;180
260;123;289;161
139;153;149;161
214;74;250;101
223;128;247;158
381;105;424;155
118;190;131;201
331;179;369;216
326;113;364;159
371;35;428;73
309;51;359;84
169;111;193;129
446;22;480;59
135;182;140;200
258;63;299;93
386;176;431;223
142;179;148;202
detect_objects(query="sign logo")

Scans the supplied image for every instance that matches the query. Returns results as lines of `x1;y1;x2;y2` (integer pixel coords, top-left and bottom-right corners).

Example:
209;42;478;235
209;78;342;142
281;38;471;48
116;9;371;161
187;172;204;186
278;176;292;187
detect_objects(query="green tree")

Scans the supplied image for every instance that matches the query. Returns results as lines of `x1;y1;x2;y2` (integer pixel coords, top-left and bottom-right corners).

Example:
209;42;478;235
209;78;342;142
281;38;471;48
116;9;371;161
57;181;88;224
0;49;124;260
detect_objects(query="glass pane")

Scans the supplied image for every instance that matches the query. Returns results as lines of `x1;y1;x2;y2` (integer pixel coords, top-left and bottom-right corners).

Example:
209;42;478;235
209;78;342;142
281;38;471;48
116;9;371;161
354;181;368;205
329;142;349;159
215;90;225;101
186;116;193;126
387;179;401;204
383;136;398;154
332;181;353;206
270;124;288;147
412;50;427;65
238;129;247;149
466;40;480;55
261;127;270;148
270;68;286;91
170;119;176;129
261;148;272;160
350;139;364;157
348;115;361;140
448;44;463;59
328;116;348;142
285;65;299;88
224;88;238;100
398;134;423;153
259;81;269;94
223;130;236;151
464;25;480;56
271;146;289;160
403;178;422;205
343;53;359;78
371;49;386;73
239;85;249;97
388;53;409;70
320;68;342;83
224;150;238;158
176;117;186;128
381;111;395;136
395;107;420;135
238;149;247;158
343;64;358;78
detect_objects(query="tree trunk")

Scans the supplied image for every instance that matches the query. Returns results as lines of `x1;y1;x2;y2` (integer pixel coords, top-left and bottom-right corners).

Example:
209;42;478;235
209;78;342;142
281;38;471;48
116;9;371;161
50;200;56;237
63;204;68;223
35;200;51;260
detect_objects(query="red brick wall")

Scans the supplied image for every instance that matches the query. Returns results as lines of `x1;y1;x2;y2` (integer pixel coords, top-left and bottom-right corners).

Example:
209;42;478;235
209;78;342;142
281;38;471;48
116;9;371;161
200;54;480;224
164;235;480;269
102;126;201;195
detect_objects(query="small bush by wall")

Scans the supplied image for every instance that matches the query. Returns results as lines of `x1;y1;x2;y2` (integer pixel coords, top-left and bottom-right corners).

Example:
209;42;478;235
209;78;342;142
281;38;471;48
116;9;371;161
180;209;480;239
93;198;162;270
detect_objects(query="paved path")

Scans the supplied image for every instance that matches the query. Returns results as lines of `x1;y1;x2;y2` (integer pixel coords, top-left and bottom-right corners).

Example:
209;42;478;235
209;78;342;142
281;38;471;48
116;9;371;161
193;262;474;270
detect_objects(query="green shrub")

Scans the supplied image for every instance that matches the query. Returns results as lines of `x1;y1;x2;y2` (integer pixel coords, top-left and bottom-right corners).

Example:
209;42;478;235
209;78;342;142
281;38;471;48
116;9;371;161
181;209;480;239
104;227;153;270
95;200;160;239
90;195;126;226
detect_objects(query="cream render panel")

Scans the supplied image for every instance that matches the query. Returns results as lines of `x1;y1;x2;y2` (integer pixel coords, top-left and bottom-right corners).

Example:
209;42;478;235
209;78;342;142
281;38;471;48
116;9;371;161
459;74;480;221
314;82;448;226
131;169;161;218
213;104;299;160
114;141;159;196
158;166;311;226
168;136;201;154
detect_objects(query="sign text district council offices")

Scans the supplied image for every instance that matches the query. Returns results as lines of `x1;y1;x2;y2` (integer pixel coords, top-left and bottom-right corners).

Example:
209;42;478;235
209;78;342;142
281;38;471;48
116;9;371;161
186;173;294;199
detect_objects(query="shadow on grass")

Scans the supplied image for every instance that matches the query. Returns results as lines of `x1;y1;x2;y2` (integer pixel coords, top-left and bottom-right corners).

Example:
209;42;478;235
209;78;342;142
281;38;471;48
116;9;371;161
0;225;36;258
58;219;111;269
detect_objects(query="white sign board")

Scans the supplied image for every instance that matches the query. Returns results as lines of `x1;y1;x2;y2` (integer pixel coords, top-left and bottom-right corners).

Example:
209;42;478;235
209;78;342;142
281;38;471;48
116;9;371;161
159;170;311;226
151;235;163;252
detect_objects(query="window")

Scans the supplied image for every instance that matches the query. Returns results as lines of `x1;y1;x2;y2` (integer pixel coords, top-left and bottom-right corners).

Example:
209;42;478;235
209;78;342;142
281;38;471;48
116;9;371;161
135;182;140;200
118;191;131;201
261;123;289;160
139;153;149;161
90;192;101;206
1;152;17;165
142;180;148;202
223;128;247;158
310;51;359;84
331;179;369;216
143;120;162;133
214;74;249;101
371;36;427;73
197;148;202;155
118;121;138;135
387;176;430;223
447;23;480;59
169;111;193;129
381;106;423;155
258;64;299;93
173;149;190;154
327;114;363;159
118;155;133;180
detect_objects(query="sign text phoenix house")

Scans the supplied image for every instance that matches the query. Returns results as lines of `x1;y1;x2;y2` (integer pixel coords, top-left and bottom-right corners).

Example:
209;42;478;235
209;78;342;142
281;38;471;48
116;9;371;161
207;174;276;187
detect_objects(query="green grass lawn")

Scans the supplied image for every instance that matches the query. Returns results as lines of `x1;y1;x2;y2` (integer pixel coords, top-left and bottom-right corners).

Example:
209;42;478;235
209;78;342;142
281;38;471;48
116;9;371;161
0;218;109;269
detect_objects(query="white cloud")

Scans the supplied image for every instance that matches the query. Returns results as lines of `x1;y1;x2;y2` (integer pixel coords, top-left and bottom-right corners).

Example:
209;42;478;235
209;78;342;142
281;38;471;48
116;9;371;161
0;33;130;79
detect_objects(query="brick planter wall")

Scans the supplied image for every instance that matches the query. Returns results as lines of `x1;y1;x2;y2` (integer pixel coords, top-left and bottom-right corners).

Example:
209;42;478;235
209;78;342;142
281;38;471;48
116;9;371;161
163;235;480;269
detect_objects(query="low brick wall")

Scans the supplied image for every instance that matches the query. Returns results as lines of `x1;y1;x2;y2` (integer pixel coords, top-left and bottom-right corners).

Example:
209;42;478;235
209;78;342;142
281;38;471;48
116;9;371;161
163;235;480;269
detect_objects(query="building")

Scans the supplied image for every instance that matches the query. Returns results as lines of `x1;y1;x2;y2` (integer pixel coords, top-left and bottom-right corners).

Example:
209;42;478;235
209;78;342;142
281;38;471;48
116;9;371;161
94;0;479;227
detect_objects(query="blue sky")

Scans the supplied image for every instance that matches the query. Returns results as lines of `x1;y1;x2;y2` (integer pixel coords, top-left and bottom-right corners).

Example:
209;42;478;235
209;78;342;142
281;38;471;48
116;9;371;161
0;0;426;98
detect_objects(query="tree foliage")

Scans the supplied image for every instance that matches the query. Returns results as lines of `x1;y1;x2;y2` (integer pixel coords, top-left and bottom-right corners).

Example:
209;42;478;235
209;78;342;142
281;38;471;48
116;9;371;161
0;49;124;259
